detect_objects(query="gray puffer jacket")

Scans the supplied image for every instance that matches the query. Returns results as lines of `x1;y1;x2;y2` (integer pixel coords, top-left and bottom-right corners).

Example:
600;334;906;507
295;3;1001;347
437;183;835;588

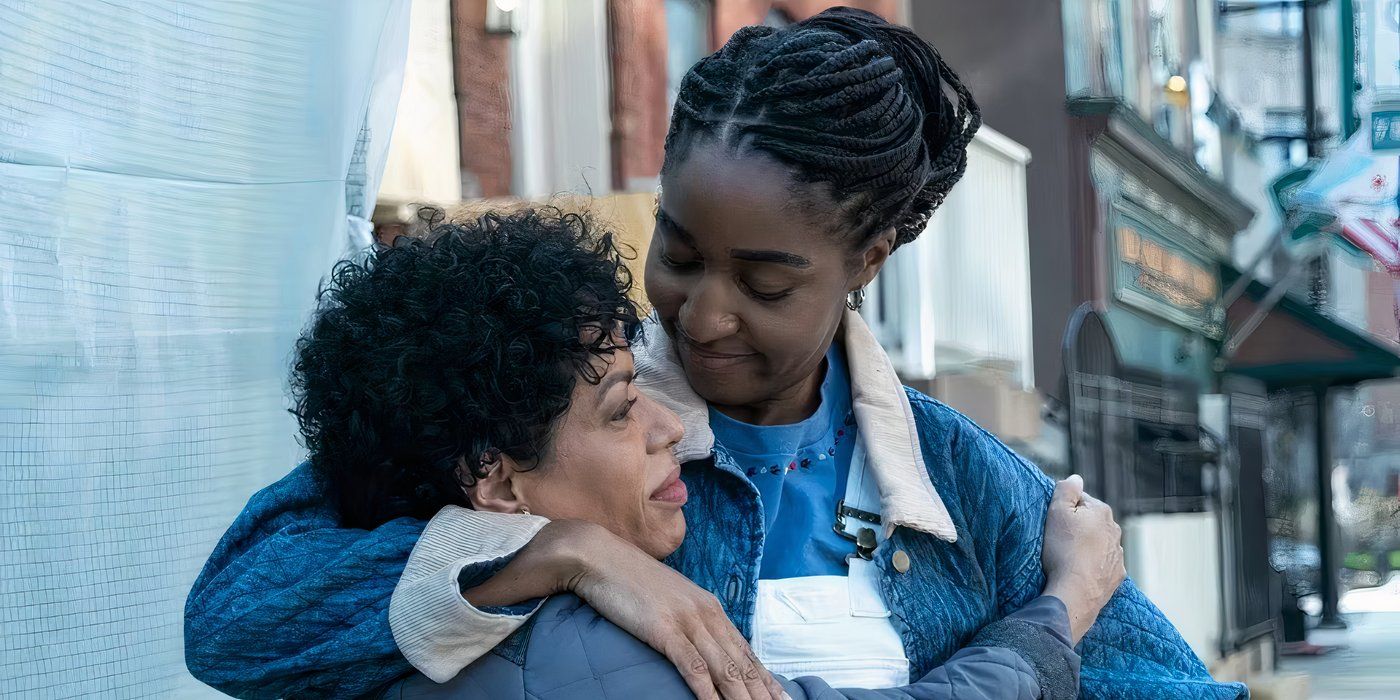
383;594;1079;700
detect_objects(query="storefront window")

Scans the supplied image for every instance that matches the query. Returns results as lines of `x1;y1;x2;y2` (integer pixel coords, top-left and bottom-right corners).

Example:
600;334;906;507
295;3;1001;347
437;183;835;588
1064;0;1196;147
1064;0;1132;97
1133;412;1207;511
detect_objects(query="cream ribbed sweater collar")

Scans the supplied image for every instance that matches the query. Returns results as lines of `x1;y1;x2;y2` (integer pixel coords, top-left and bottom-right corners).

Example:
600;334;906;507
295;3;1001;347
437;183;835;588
632;311;957;543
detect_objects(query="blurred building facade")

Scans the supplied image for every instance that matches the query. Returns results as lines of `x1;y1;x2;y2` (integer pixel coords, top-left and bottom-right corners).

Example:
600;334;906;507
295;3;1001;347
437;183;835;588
379;0;1400;694
914;0;1400;694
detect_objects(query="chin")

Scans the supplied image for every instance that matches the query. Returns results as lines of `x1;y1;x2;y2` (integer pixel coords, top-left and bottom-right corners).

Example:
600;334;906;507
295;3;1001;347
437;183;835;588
644;517;687;560
690;379;764;409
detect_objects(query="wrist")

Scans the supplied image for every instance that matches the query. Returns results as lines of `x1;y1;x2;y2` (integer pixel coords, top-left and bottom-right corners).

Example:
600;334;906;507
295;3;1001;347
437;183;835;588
533;519;608;592
460;519;604;608
1042;579;1091;643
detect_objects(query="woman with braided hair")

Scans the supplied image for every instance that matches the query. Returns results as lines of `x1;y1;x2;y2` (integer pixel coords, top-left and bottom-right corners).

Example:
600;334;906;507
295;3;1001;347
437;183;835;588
187;8;1245;700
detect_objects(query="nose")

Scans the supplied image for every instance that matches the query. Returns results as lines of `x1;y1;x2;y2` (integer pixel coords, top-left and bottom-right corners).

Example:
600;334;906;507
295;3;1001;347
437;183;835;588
644;395;685;454
677;276;740;344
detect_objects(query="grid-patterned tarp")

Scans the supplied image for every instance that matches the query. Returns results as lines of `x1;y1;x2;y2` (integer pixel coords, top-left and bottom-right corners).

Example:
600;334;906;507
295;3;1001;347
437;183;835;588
0;2;406;696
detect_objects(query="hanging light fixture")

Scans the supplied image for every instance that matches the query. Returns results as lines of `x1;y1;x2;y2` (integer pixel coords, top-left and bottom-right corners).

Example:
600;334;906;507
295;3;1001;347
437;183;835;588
1164;74;1190;108
486;0;519;35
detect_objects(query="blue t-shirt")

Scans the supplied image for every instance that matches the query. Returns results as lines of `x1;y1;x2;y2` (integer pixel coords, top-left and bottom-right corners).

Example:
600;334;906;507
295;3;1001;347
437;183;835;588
709;345;857;579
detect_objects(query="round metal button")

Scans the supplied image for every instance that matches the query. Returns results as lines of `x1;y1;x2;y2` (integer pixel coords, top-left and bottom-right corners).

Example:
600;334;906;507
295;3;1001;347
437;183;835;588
892;549;911;573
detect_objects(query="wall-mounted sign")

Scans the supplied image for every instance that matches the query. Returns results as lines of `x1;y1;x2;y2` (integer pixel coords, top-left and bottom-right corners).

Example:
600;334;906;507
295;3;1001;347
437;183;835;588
1112;207;1223;339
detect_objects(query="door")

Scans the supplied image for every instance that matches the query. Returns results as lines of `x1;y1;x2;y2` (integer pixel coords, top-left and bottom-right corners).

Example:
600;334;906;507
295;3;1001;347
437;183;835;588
1222;375;1277;647
1063;304;1131;507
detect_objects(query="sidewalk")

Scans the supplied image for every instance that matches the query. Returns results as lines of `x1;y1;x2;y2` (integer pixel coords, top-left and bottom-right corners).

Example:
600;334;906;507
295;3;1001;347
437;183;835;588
1280;577;1400;699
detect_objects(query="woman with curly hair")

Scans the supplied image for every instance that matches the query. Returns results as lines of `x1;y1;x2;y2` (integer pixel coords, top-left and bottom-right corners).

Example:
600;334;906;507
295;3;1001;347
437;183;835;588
188;8;1241;700
288;207;649;533
192;205;1107;700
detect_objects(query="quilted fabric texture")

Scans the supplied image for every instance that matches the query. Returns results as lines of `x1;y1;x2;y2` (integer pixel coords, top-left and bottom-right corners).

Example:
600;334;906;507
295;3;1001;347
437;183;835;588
383;595;692;699
384;594;1068;700
184;465;421;698
902;391;1247;700
187;390;1248;699
666;391;1247;699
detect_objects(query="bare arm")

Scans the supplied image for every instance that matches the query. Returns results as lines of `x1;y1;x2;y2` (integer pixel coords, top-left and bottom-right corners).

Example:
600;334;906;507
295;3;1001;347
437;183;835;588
403;512;783;700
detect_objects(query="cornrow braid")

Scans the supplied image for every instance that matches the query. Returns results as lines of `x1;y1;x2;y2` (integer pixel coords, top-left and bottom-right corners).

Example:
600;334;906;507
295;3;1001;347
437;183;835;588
662;7;980;248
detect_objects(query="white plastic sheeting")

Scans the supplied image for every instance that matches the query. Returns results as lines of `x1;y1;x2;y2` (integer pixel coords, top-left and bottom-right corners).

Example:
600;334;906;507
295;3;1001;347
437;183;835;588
0;1;409;696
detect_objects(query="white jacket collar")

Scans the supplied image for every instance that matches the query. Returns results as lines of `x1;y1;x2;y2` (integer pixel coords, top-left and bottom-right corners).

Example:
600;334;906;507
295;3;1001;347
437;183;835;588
633;311;958;543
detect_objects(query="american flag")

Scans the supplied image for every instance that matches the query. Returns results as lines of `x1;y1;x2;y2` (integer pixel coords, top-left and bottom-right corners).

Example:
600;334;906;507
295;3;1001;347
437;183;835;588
1336;213;1400;274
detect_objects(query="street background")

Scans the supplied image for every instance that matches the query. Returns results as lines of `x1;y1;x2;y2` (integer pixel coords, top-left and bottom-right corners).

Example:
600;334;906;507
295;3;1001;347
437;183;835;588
5;0;1400;697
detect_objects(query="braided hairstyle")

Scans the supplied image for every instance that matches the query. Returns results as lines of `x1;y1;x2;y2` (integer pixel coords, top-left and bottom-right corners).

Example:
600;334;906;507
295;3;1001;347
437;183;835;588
663;7;980;248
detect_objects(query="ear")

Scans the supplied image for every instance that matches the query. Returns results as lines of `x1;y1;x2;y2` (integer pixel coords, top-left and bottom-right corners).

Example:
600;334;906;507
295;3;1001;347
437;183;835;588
462;452;529;514
851;228;897;290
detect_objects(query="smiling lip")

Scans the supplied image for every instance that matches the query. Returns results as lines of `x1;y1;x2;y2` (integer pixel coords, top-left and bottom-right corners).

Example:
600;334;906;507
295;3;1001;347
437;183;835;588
674;327;755;359
650;467;688;505
677;337;757;370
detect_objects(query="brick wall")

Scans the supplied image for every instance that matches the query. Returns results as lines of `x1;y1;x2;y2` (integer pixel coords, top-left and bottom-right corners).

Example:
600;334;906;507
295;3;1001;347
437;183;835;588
444;0;903;200
602;0;903;191
452;0;513;198
608;0;669;192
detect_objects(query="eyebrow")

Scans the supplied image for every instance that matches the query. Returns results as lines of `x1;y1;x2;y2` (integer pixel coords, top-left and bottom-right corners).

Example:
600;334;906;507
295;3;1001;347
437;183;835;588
656;207;811;269
730;249;812;268
599;367;636;395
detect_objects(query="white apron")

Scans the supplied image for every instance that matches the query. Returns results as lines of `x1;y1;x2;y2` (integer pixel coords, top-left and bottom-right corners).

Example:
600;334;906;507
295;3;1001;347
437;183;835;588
749;440;911;688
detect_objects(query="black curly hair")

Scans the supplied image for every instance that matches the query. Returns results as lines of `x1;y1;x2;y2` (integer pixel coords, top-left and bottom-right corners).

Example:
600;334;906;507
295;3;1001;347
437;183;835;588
663;6;980;249
292;207;641;529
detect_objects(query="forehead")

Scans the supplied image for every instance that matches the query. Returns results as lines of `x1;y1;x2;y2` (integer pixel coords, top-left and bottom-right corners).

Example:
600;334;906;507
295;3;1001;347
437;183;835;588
581;343;634;382
660;145;841;254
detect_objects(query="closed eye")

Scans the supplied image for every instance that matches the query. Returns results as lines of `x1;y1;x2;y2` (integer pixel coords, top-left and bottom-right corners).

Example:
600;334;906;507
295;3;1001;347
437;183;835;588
660;252;700;271
741;280;792;303
613;397;638;422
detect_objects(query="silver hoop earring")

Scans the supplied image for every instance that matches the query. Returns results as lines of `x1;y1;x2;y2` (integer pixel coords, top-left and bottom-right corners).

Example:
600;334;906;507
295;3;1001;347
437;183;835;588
846;287;866;311
518;505;531;516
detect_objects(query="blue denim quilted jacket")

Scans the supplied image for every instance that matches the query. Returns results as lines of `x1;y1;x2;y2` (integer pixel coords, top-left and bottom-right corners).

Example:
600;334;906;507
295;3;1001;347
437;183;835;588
186;389;1248;699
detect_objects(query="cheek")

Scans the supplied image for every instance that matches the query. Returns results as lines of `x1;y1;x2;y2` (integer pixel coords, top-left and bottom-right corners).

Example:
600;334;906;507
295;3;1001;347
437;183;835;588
746;298;843;366
643;260;687;319
534;433;654;529
598;432;679;551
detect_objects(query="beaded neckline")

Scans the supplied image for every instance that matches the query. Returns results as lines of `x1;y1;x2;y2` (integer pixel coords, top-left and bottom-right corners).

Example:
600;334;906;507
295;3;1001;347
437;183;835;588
740;410;857;478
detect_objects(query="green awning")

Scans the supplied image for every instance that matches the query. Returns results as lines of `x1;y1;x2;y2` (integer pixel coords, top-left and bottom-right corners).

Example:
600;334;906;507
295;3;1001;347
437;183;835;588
1223;265;1400;387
